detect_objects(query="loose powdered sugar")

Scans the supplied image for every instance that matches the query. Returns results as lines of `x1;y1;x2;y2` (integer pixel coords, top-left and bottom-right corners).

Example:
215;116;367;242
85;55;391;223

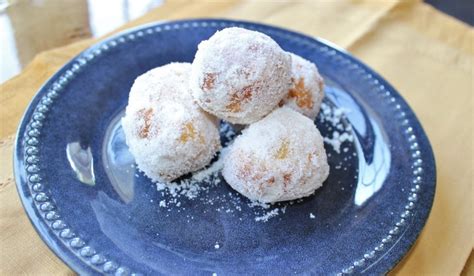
320;102;353;153
155;149;226;200
255;208;280;222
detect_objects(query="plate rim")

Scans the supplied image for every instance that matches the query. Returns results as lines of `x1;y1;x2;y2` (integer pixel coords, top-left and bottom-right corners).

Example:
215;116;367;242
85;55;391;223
13;18;436;275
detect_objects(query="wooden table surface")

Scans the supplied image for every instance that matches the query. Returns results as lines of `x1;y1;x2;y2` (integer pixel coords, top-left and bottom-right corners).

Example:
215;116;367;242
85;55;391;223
1;0;472;275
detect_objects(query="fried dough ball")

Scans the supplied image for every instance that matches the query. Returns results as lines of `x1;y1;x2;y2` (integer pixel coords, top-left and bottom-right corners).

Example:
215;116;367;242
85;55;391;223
122;63;221;182
190;27;291;124
222;107;329;203
280;53;325;121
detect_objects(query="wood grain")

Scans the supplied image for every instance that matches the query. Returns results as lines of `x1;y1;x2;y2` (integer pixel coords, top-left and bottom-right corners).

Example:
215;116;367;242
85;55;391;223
0;0;472;275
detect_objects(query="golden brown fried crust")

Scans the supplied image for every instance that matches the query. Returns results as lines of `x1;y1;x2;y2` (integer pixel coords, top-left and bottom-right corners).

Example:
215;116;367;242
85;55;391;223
275;140;289;159
202;73;216;91
137;108;154;139
180;122;197;143
288;77;313;109
226;85;254;112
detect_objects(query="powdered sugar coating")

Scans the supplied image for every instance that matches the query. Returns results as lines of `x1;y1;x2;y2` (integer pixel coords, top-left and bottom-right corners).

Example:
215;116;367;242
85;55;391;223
281;53;325;120
190;27;292;124
122;63;221;182
222;107;330;203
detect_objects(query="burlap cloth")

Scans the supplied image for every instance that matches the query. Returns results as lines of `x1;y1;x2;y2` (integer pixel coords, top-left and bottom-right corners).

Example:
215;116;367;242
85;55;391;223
1;0;472;274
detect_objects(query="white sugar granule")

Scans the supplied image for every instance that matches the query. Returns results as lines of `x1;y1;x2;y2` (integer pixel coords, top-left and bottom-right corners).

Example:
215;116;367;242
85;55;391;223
191;150;226;182
248;200;270;209
255;208;280;222
153;146;228;210
214;243;220;249
320;103;353;153
156;153;225;200
309;213;316;219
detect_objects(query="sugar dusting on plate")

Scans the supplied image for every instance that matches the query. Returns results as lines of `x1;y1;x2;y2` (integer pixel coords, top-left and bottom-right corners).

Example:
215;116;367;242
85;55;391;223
320;103;353;153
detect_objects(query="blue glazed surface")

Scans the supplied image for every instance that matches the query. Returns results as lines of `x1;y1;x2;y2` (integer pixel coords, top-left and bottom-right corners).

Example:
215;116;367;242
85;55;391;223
14;19;436;275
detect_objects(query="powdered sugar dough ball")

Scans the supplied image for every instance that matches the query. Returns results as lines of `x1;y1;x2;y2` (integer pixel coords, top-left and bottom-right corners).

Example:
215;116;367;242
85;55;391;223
191;27;292;124
125;62;194;109
222;107;329;203
280;53;325;121
122;63;221;182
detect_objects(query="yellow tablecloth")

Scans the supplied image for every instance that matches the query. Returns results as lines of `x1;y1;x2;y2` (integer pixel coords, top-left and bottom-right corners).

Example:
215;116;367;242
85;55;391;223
1;0;472;274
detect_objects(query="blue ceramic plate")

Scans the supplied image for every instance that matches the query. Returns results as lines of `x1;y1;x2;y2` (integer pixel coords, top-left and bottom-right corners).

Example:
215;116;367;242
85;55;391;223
14;19;435;275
